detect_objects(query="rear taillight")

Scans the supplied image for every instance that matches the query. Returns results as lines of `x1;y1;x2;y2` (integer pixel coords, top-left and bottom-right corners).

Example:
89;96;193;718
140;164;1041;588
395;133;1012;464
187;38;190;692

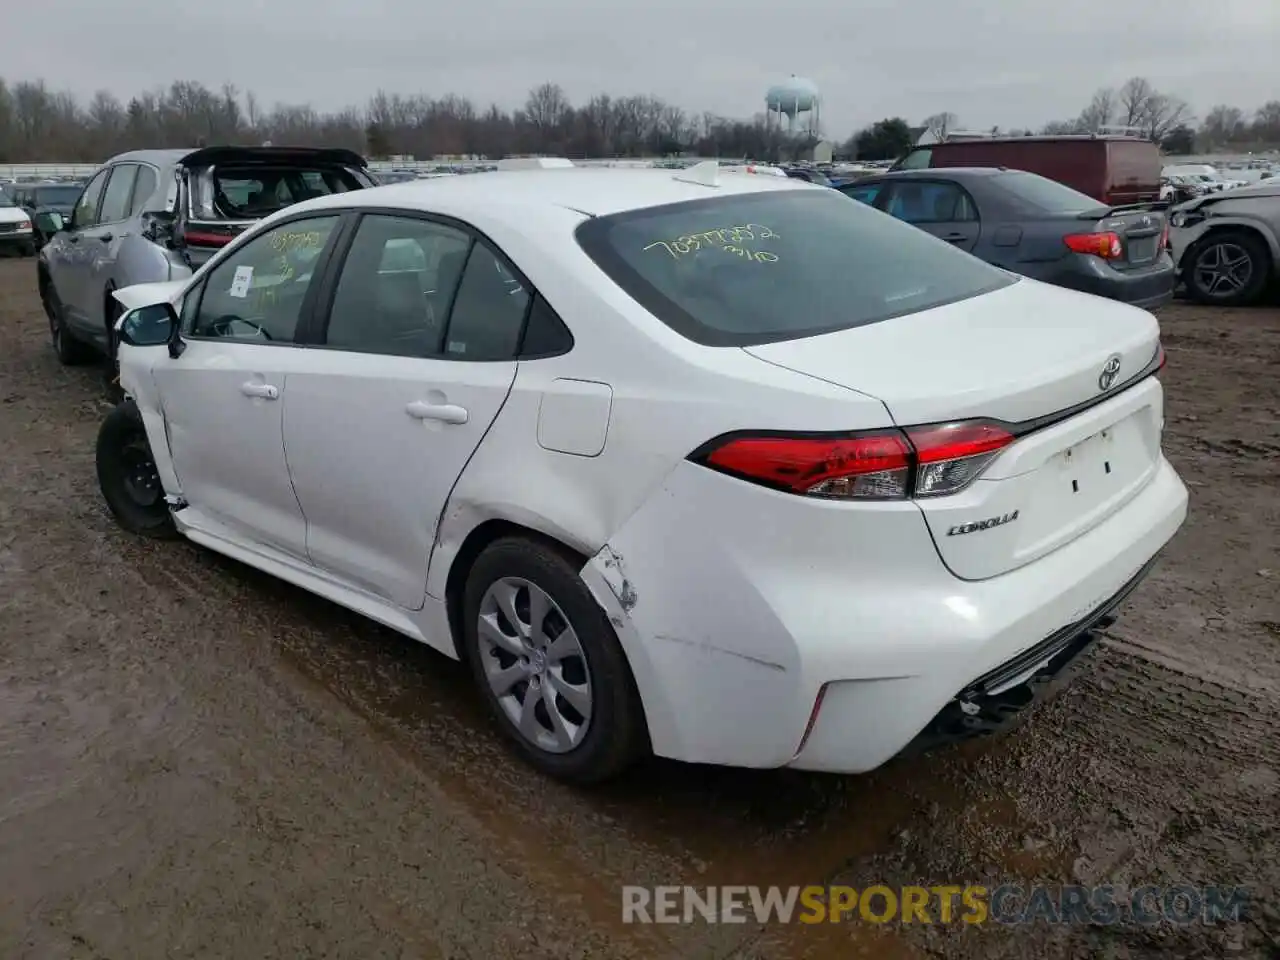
182;230;233;247
1156;343;1167;372
904;421;1016;498
1064;231;1123;259
1159;223;1169;250
695;421;1015;501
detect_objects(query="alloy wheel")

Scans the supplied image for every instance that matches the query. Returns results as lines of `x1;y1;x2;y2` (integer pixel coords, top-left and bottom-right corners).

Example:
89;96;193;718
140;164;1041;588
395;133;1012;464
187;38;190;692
476;577;593;754
1193;241;1254;298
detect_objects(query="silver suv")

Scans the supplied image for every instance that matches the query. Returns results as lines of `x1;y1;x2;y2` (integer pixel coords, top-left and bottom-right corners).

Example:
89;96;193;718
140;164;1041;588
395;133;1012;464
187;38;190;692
38;146;374;369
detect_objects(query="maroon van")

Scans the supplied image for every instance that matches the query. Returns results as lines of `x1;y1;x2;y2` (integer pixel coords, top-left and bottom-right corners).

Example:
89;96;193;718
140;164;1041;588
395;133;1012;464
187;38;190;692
892;136;1162;206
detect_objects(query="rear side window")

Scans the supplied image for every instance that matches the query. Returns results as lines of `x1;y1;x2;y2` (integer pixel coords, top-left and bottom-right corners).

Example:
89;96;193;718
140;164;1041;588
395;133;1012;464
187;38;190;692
897;149;932;170
576;188;1014;347
129;166;158;215
99;165;138;223
884;181;977;223
990;171;1104;214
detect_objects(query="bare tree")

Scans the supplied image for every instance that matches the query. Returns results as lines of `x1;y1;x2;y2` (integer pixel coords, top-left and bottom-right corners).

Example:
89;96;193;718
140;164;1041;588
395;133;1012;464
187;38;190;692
1077;88;1116;133
922;111;958;139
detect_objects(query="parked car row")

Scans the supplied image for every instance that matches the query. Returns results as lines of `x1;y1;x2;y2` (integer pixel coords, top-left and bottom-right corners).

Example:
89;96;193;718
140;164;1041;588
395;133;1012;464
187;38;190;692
64;153;1187;784
37;146;376;379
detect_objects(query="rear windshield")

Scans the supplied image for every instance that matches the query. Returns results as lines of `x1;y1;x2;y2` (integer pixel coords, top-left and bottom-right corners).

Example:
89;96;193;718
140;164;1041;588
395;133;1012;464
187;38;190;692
34;185;81;206
189;165;365;221
575;188;1014;346
989;171;1103;214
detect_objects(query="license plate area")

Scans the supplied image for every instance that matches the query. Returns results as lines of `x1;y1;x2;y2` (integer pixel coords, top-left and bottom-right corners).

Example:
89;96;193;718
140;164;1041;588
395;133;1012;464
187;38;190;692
1125;235;1158;264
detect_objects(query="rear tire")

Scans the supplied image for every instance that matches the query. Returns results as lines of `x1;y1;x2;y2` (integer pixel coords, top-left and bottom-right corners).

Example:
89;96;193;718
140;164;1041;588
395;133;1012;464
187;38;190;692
96;399;178;539
462;536;648;784
1184;230;1271;306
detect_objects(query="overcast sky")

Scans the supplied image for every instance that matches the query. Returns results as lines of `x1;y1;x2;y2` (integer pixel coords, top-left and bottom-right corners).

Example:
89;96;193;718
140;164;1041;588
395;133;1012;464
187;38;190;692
7;0;1276;136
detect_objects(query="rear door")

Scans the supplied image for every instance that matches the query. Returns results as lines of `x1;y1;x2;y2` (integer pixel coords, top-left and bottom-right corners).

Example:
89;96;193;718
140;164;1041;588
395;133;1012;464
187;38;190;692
881;179;980;251
282;212;522;609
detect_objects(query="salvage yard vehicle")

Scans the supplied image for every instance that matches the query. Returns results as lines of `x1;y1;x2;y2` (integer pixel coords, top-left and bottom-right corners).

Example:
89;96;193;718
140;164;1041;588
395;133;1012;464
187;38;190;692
95;159;1188;784
8;183;80;250
1169;181;1280;305
840;168;1175;308
38;146;374;370
0;190;35;256
893;135;1162;206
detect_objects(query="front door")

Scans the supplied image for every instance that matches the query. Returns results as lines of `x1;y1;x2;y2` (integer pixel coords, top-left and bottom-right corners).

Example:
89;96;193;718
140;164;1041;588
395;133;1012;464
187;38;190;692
46;168;109;334
152;214;344;559
283;213;524;608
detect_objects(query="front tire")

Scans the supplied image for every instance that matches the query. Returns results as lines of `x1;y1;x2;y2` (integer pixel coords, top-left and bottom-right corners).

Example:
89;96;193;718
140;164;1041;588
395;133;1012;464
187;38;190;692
462;537;648;783
95;400;178;539
102;296;125;403
42;278;94;366
1184;230;1272;306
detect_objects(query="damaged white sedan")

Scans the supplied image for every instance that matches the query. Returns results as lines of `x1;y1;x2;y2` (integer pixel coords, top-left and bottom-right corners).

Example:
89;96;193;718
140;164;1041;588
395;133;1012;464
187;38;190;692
96;158;1187;783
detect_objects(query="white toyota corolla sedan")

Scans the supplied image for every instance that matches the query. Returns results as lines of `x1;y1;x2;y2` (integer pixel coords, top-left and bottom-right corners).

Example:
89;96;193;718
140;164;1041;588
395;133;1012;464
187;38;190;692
94;158;1188;783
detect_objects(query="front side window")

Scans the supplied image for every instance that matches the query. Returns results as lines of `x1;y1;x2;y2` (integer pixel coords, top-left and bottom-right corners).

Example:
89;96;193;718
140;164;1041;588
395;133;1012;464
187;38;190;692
71;170;109;228
575;188;1013;347
323;215;472;357
189;215;339;342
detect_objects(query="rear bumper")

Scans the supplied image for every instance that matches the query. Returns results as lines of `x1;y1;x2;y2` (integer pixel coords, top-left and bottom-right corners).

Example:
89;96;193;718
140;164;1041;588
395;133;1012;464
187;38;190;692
1045;253;1176;309
900;553;1155;757
580;455;1187;774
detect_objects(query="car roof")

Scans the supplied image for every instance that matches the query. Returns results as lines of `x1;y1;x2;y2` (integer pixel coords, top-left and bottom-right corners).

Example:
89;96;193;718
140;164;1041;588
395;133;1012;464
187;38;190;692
861;168;1012;180
283;166;811;220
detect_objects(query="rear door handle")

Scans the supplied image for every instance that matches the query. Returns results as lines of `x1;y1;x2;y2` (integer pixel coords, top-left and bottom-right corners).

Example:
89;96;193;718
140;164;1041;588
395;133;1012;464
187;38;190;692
942;233;969;243
406;400;468;424
98;233;114;242
240;382;279;400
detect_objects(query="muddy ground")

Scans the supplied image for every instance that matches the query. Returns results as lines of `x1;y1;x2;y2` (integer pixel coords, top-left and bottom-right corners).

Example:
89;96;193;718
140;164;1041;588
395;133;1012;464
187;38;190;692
0;255;1276;959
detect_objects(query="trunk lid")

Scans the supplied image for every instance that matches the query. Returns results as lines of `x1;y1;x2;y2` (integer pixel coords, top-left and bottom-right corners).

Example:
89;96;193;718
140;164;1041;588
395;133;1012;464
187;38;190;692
1078;204;1167;269
744;278;1165;579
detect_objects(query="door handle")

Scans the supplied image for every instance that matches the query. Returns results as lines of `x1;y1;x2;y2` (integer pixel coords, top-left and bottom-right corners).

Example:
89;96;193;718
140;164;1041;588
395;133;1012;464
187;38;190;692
67;233;80;243
239;382;279;400
406;400;468;424
98;233;114;242
942;233;969;243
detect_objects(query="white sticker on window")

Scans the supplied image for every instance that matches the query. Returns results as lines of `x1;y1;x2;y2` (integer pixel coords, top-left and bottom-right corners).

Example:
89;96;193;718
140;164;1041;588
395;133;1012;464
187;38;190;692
228;265;253;298
447;341;466;354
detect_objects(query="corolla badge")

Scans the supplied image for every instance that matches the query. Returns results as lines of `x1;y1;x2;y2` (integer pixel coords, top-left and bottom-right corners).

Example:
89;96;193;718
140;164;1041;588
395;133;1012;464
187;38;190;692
1098;354;1122;391
946;510;1019;537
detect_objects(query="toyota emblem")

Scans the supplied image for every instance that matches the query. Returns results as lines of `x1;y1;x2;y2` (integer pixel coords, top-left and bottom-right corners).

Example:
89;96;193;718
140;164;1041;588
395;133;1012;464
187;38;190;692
1098;354;1122;391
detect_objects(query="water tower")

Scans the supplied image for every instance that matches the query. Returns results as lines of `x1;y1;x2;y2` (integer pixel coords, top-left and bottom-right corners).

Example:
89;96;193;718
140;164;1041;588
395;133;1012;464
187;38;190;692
765;75;821;137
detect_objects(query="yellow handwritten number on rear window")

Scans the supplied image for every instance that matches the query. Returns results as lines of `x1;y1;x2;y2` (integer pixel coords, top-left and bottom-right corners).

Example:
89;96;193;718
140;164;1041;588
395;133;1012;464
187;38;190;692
643;224;780;262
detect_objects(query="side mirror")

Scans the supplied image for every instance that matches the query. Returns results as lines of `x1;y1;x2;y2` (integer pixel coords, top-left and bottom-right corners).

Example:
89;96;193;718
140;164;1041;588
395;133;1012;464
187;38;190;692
35;211;63;234
116;302;180;355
